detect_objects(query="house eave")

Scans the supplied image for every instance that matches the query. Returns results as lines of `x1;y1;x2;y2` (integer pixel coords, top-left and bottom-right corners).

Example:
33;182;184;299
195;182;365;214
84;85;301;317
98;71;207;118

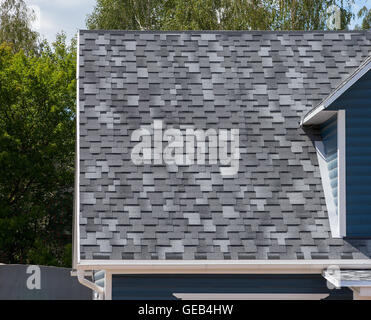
76;259;371;274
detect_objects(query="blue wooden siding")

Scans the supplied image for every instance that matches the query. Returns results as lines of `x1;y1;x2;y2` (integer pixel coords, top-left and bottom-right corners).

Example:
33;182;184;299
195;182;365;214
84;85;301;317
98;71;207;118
329;69;371;237
320;115;338;213
112;274;352;300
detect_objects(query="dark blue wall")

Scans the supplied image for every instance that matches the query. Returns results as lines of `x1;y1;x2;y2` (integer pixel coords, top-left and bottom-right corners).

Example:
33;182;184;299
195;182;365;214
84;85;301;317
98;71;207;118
112;274;352;300
330;69;371;237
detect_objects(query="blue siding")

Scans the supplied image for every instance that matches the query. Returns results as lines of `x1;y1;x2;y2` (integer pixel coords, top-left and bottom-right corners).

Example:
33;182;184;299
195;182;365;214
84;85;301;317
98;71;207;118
320;115;338;212
112;274;352;300
329;69;371;237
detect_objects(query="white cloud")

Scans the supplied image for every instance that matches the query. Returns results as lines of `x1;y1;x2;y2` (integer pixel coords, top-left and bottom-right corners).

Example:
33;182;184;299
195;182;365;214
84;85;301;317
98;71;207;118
28;4;41;30
24;0;96;43
28;0;94;9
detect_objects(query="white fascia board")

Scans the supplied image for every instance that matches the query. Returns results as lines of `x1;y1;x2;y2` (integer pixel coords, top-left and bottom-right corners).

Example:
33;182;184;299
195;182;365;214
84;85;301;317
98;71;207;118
314;110;346;238
104;272;112;300
173;293;329;300
302;59;371;126
301;110;337;126
301;104;325;126
354;287;371;297
337;110;346;237
315;139;340;238
75;31;81;267
76;259;371;274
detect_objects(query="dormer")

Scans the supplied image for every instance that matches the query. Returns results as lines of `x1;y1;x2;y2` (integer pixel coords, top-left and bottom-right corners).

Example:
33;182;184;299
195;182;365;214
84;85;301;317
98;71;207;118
301;56;371;238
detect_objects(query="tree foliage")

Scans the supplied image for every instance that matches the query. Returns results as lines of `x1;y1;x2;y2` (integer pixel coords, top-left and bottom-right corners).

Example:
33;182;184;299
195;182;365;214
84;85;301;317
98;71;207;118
357;5;371;30
0;0;38;53
86;0;354;31
0;34;76;266
86;0;165;30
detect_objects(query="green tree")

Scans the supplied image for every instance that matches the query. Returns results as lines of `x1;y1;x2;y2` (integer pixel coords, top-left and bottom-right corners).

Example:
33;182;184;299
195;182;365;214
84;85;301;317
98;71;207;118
0;33;76;267
86;0;354;31
357;5;371;29
0;0;38;53
86;0;165;30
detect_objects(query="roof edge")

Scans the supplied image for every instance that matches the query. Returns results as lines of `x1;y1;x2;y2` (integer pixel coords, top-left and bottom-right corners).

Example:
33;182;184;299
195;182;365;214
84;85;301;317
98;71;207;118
76;259;371;273
301;55;371;126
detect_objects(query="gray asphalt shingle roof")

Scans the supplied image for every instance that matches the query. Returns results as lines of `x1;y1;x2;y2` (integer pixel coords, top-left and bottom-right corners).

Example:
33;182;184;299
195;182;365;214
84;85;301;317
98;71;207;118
78;30;371;261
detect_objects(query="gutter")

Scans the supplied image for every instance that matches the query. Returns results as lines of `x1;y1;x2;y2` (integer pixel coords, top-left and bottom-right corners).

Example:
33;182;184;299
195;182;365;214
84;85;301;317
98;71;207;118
75;259;371;274
76;270;105;299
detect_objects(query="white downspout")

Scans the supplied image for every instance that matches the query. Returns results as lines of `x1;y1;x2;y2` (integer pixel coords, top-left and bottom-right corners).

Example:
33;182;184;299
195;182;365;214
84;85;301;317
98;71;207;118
77;270;105;300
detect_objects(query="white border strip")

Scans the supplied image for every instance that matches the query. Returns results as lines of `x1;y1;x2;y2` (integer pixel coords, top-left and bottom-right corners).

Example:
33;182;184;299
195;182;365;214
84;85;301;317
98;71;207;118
315;139;340;237
104;271;112;300
173;293;329;300
75;30;81;266
315;110;346;238
76;259;371;274
338;110;346;237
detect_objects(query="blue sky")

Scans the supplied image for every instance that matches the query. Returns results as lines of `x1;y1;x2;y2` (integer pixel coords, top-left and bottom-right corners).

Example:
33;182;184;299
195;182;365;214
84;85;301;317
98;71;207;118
352;0;371;27
24;0;371;44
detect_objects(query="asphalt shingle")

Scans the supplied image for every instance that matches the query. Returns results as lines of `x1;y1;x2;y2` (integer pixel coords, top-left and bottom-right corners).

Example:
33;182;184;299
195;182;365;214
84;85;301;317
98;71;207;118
78;30;371;261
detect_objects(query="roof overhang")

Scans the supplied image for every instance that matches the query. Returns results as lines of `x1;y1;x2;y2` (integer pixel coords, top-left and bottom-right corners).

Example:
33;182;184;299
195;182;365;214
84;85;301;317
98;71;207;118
301;109;337;126
301;56;371;126
76;259;371;274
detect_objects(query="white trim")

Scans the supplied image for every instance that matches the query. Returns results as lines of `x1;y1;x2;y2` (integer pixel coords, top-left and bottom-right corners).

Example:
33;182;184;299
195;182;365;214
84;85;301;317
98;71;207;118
75;31;81;266
76;259;371;274
104;271;112;300
301;104;325;126
337;110;346;237
315;110;346;238
351;287;371;299
71;270;93;277
315;140;340;237
302;58;371;125
173;293;329;300
301;109;337;126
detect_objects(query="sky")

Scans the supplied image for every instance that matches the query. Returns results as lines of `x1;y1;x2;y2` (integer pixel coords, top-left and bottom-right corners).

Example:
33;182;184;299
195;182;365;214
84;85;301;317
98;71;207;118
352;0;371;27
22;0;371;44
25;0;96;43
